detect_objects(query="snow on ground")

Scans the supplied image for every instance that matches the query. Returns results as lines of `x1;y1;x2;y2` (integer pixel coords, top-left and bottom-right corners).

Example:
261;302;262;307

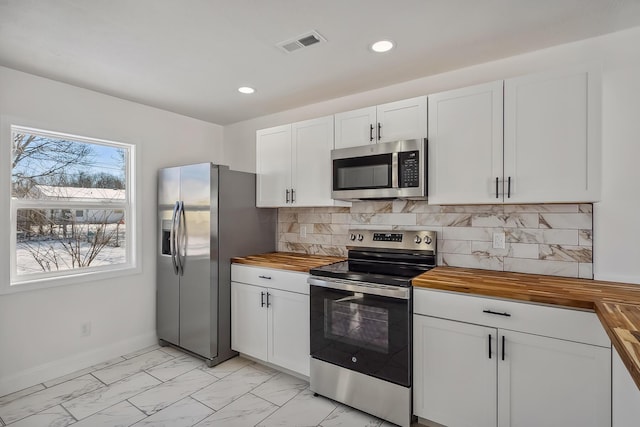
15;226;127;276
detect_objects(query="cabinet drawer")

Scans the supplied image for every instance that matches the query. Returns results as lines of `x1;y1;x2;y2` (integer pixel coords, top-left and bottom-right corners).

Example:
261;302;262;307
414;288;610;347
231;264;309;295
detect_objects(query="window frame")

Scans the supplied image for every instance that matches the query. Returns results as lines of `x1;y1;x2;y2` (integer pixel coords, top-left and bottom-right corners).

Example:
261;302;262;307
5;124;138;293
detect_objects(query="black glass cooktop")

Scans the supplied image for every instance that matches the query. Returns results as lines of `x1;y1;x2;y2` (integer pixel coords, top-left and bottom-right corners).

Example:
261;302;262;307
310;248;435;287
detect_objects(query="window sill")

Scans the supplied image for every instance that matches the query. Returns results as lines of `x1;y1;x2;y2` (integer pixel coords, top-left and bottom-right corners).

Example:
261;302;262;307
2;264;142;295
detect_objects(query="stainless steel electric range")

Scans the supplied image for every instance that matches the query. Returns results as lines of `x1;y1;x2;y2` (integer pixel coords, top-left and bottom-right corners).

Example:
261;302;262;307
307;229;437;427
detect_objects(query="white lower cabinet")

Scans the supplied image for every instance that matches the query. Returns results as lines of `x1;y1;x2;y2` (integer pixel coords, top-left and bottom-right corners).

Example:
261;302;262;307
414;315;497;427
267;288;309;376
497;330;611;427
612;347;640;427
231;281;269;361
414;289;611;427
231;264;310;377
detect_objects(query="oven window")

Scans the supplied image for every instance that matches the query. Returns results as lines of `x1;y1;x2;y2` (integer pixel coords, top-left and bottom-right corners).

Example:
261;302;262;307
324;297;389;354
333;154;392;190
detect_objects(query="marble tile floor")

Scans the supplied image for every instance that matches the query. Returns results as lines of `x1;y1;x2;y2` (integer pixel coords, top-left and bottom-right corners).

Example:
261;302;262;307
0;345;410;427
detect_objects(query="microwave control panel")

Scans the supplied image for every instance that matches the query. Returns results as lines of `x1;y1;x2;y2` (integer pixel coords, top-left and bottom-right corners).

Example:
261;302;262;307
398;150;420;188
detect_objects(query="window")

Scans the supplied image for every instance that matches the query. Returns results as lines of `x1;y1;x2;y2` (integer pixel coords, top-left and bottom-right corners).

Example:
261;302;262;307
9;126;136;288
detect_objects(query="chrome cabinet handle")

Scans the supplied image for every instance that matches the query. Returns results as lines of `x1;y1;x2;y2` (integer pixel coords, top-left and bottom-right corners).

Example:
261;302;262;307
291;188;295;203
285;189;290;203
495;177;499;199
377;122;382;140
507;176;512;198
266;292;271;308
369;124;374;141
488;334;493;359
502;335;506;361
261;291;265;307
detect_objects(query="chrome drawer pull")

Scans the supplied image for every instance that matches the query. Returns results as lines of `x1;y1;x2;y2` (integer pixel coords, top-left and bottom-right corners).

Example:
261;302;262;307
258;275;272;280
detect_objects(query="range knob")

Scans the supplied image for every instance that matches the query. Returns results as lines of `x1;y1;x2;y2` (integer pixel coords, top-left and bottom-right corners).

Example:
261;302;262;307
424;236;432;245
349;233;356;241
414;236;422;244
357;234;364;242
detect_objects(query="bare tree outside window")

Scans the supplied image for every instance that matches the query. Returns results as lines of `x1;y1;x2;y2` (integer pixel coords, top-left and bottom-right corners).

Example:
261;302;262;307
11;127;132;281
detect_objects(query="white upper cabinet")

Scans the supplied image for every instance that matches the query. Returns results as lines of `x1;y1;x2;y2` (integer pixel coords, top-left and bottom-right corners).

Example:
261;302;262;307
256;124;292;207
377;96;428;144
334;96;427;149
334;106;377;149
291;116;335;206
504;66;601;203
256;116;347;207
428;66;601;204
428;81;504;204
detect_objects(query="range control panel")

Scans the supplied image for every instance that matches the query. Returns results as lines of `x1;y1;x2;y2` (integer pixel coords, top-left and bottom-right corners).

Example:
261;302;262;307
348;229;436;252
373;232;403;242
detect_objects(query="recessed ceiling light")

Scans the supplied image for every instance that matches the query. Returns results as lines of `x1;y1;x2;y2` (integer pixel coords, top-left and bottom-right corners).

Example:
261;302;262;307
238;86;255;94
370;40;395;53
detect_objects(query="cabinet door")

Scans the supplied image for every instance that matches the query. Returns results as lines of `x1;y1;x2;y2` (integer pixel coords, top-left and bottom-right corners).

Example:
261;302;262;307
376;96;427;144
231;282;268;361
334;106;377;149
413;315;497;427
498;330;610;427
291;116;335;207
504;67;601;203
268;288;310;377
256;124;292;207
612;347;640;427
428;81;504;204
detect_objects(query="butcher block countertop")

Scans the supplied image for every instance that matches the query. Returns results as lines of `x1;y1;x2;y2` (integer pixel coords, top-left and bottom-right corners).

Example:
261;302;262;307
413;266;640;390
231;252;344;273
231;253;640;391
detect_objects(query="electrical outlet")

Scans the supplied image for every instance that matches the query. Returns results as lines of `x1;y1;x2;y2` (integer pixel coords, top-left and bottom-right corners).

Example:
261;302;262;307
300;225;307;238
81;321;92;337
492;232;506;249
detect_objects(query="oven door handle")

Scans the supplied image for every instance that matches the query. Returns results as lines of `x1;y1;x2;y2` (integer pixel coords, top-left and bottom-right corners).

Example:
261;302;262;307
307;277;410;300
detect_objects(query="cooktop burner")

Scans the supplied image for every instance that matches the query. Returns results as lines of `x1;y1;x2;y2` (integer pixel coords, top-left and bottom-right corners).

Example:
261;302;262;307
310;229;437;287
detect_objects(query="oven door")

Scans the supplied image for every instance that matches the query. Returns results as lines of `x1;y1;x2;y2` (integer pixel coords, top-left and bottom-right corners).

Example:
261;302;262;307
308;277;412;387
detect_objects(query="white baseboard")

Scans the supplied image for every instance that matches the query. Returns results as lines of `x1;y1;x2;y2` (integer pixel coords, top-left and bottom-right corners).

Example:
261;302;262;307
0;332;157;397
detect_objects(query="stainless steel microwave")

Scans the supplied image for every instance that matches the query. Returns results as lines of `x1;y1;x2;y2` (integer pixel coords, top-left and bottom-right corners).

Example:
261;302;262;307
331;139;427;200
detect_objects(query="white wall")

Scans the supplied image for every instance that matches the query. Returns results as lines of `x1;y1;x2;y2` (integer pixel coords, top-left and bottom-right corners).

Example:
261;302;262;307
0;66;224;395
223;26;640;285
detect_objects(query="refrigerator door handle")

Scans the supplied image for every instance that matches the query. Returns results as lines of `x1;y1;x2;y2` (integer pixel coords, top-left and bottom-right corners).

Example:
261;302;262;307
170;201;179;275
176;201;186;276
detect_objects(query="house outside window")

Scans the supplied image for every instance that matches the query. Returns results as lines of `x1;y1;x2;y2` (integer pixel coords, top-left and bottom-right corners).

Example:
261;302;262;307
8;125;136;290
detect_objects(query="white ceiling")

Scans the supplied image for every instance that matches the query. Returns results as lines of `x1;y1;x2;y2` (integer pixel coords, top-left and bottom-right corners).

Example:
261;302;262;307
2;0;640;125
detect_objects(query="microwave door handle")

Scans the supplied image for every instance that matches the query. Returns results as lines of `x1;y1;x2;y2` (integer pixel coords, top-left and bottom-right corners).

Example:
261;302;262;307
391;152;399;188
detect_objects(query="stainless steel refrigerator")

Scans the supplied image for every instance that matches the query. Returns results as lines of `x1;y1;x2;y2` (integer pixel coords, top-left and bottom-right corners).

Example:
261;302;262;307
157;163;275;366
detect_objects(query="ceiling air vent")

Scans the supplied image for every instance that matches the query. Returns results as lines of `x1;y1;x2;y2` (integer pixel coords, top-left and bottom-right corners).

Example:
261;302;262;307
276;30;326;53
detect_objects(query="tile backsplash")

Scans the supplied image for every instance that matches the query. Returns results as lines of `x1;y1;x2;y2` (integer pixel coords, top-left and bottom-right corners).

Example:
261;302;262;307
277;201;593;279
